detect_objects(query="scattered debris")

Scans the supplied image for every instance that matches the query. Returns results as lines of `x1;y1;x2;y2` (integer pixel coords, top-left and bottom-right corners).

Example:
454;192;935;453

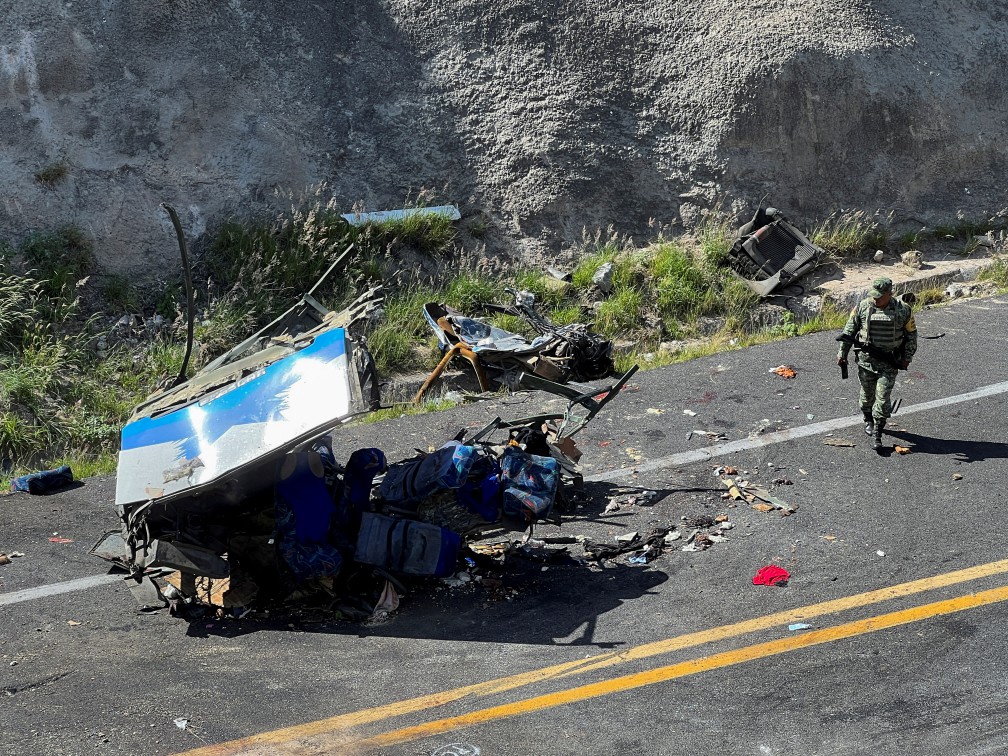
9;466;74;495
682;409;697;417
67;620;81;626
952;473;963;481
923;333;946;340
722;478;797;515
373;581;400;614
341;204;461;226
582;528;673;562
0;554;10;566
788;623;812;631
901;250;923;269
48;537;73;544
647;407;666;415
681;514;713;529
894;446;911;455
823;438;855;448
877;550;886;557
99;266;640;620
546;266;571;282
173;718;189;731
752;565;790;587
725;205;822;297
689;430;729;442
416;290;615;401
604;489;657;515
873;250;885;263
770;365;797;379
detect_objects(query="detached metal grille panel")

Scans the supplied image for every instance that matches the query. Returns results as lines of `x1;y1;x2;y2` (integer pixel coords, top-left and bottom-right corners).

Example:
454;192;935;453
761;228;817;276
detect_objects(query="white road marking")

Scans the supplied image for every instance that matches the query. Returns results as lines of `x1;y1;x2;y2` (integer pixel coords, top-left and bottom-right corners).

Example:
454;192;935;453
0;573;122;607
586;379;1008;483
6;380;1008;606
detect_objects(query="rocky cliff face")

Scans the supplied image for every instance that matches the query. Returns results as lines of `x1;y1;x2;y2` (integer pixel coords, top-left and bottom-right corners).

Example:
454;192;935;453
1;0;1005;276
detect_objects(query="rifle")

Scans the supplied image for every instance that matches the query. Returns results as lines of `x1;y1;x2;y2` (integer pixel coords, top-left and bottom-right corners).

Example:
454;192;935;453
835;333;904;371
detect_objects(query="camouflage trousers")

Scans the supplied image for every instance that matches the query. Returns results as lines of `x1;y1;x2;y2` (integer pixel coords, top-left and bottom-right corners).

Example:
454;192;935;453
857;358;898;422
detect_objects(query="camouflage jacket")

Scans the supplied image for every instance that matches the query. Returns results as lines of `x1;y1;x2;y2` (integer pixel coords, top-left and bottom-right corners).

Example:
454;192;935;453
837;297;918;369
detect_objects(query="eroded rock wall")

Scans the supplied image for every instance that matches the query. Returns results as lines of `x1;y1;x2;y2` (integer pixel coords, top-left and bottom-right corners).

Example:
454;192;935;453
1;0;1005;276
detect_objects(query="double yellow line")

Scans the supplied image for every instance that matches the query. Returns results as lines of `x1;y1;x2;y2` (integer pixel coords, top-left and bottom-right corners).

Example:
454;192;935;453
180;558;1008;755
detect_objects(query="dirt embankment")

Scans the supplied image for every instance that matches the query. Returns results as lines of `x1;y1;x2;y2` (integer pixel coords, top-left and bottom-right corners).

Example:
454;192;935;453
1;0;1005;276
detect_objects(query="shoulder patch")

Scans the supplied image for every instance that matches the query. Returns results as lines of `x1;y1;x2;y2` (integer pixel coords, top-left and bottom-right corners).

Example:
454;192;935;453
905;316;917;332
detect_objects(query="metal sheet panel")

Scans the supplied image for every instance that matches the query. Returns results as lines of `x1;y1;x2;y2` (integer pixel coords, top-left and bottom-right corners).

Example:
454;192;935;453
115;328;351;507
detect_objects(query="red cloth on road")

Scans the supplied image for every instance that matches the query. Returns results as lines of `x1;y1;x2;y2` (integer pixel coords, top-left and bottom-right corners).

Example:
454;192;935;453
752;564;790;586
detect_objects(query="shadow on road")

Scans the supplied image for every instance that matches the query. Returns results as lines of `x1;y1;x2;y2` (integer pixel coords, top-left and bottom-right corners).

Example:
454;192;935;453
184;559;669;649
885;430;1008;463
176;481;680;648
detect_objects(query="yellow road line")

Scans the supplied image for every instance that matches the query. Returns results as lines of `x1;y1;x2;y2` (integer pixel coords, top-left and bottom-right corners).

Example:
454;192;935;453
359;583;1008;749
177;558;1008;756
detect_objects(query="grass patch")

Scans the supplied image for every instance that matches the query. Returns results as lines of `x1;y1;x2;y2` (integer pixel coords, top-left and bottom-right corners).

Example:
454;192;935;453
811;210;888;259
0;251;185;479
34;162;69;187
206;200;458;336
695;213;736;268
11;201;995;482
358;397;459;424
101;274;140;312
978;256;1008;291
367;288;436;375
19;226;94;298
912;287;947;307
371;211;456;255
796;300;849;335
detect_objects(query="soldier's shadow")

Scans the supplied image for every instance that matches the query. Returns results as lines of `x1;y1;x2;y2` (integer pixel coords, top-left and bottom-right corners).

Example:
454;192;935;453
884;430;1008;463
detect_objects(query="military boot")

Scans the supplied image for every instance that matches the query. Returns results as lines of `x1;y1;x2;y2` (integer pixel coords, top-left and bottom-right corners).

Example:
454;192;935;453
863;412;874;435
872;419;886;450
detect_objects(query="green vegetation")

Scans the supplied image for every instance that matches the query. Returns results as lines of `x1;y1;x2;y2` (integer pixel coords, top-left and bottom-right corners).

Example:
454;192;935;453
20;226;94;297
912;287;947;307
358;397;460;424
34;162;69;187
0;226;193;482
895;212;1008;254
2;199;1003;483
101;274;140;312
811;210;888;260
978;255;1008;291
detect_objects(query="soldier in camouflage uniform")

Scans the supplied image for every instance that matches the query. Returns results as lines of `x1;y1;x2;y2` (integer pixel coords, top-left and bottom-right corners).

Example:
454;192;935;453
836;277;918;450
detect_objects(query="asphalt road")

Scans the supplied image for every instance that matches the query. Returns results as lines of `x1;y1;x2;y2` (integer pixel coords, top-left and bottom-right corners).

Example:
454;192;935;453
2;294;1007;756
